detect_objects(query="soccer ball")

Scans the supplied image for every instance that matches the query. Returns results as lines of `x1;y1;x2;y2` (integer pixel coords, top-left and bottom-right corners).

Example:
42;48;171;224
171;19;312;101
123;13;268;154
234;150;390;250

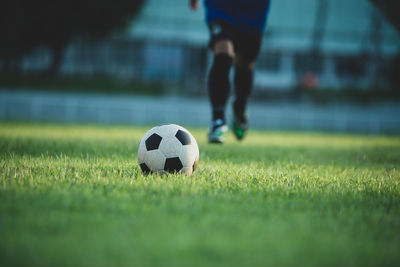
138;124;199;175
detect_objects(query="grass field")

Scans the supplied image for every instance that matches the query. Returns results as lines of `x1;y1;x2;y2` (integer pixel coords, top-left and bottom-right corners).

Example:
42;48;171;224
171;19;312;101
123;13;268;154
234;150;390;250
0;123;399;267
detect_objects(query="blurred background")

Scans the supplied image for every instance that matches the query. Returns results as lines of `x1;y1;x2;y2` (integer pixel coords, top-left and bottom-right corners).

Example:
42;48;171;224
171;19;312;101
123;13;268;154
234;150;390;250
1;0;399;133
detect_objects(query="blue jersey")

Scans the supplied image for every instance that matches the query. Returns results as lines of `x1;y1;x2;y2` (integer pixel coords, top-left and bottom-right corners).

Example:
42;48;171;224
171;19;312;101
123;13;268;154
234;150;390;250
204;0;271;35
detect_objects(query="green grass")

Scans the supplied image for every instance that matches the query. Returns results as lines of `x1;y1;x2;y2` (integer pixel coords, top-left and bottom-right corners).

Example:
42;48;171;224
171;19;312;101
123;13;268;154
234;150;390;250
0;123;399;267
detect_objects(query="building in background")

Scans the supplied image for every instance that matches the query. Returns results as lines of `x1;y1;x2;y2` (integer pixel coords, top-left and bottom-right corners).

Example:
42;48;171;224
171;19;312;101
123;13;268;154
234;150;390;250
18;0;400;94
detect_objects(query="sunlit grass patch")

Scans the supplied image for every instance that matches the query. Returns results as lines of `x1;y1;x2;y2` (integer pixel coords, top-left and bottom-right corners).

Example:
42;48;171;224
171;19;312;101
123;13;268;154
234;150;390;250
0;123;399;267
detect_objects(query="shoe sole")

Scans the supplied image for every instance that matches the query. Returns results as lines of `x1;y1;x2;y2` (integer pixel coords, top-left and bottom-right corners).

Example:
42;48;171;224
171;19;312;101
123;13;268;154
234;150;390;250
208;136;225;144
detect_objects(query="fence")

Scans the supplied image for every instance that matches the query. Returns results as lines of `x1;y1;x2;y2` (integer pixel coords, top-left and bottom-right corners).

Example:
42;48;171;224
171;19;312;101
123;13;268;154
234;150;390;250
16;37;395;94
1;89;400;134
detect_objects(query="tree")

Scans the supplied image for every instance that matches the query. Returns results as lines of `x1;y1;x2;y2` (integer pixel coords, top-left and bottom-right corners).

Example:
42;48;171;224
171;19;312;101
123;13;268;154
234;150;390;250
0;0;145;74
0;1;37;72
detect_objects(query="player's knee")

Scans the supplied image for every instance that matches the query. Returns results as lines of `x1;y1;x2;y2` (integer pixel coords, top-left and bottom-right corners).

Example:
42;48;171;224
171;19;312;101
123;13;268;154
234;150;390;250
235;55;254;70
210;53;234;78
214;40;235;57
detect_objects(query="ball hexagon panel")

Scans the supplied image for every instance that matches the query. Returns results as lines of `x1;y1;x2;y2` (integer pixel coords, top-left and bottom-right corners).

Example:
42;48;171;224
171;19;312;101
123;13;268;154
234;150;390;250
144;150;166;172
158;137;182;158
138;139;147;163
156;124;179;138
179;145;197;167
145;133;162;151
164;157;183;173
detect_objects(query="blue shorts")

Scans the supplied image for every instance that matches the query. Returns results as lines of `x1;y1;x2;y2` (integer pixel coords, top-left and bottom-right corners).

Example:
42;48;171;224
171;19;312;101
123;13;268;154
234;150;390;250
204;0;271;35
207;19;263;62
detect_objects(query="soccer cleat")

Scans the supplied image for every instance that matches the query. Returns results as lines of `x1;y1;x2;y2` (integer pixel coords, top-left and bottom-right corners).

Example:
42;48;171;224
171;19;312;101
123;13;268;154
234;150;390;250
232;112;249;141
208;119;228;143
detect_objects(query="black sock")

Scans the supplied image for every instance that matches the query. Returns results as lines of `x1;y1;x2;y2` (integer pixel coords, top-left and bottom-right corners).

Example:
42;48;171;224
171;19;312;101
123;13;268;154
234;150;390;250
233;66;253;118
208;53;234;122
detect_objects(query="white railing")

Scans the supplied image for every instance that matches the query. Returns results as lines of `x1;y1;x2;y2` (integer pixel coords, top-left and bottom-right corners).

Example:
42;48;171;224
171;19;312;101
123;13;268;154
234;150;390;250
1;90;399;134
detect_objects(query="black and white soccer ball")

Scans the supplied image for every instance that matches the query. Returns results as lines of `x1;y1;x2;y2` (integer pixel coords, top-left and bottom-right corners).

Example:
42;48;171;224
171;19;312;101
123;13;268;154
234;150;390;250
138;124;199;175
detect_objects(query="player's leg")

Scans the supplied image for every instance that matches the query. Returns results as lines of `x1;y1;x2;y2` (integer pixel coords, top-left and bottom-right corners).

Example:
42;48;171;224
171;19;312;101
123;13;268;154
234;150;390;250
232;55;254;140
233;55;254;119
207;39;234;143
208;40;234;122
231;34;262;140
206;20;235;143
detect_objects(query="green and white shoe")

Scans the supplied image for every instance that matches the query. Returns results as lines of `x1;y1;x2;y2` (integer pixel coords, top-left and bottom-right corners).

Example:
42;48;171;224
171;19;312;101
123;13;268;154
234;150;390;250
208;119;228;144
232;113;249;141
